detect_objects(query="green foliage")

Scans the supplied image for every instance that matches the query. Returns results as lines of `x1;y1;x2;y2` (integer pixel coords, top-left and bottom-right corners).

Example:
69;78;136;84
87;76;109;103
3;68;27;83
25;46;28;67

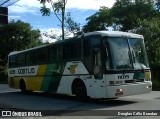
39;0;80;40
40;6;51;16
39;0;67;40
152;79;160;91
53;1;64;13
83;7;113;32
0;65;7;83
65;13;81;36
0;20;43;82
111;0;157;31
83;0;159;32
0;20;42;53
135;18;160;68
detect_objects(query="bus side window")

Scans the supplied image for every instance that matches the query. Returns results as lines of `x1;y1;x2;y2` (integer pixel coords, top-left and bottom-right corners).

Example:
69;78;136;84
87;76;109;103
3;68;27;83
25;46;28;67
26;53;34;66
83;39;90;57
35;48;48;64
83;38;92;73
63;44;71;59
58;46;63;61
48;47;57;62
71;41;81;58
16;54;25;67
9;55;16;68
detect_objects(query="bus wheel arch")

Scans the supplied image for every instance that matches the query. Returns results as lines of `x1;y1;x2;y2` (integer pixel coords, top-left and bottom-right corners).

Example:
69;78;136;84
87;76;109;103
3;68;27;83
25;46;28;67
72;78;88;98
19;79;26;93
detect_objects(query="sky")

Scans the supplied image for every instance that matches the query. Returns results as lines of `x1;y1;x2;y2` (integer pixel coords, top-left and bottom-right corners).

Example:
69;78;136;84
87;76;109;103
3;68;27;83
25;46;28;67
8;0;115;42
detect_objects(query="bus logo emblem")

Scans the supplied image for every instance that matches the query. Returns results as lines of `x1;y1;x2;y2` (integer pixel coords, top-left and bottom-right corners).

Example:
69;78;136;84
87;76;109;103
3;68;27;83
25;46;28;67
118;74;129;79
68;65;77;74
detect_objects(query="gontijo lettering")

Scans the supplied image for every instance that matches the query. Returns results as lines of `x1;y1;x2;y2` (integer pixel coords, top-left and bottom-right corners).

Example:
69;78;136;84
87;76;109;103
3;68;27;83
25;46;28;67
18;68;35;74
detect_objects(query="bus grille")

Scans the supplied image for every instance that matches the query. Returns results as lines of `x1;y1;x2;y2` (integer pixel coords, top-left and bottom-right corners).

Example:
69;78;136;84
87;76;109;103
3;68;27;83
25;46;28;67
125;79;144;83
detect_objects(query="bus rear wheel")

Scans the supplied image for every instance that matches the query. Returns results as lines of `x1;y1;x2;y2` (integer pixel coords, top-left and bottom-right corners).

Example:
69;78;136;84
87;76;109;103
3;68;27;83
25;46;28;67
73;80;87;99
19;80;26;93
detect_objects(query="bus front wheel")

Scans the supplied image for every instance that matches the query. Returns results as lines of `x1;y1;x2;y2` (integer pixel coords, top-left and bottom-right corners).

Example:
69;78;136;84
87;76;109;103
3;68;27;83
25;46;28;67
72;80;87;99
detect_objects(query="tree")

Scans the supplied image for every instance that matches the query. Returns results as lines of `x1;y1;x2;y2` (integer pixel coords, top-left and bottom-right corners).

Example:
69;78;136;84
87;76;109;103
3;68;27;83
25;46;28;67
39;0;67;40
0;20;43;81
83;7;113;32
135;18;160;68
111;0;157;31
0;20;42;54
83;0;159;32
65;12;81;36
40;12;81;41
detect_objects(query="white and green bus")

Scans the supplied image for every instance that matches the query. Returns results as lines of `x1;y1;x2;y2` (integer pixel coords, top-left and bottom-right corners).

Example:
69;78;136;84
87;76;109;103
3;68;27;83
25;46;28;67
8;31;152;98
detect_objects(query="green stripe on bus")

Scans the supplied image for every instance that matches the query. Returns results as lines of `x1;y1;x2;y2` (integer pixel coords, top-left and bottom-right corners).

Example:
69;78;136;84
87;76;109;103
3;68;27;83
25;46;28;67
40;63;65;92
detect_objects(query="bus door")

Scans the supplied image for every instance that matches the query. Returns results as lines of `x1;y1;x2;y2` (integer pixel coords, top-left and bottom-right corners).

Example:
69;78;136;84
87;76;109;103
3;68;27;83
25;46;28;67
83;36;105;97
93;47;107;97
91;37;106;98
93;48;103;79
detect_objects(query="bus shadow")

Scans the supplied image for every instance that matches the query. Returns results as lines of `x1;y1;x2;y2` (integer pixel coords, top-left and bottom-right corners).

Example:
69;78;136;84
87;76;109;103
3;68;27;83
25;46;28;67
19;91;136;106
0;91;137;116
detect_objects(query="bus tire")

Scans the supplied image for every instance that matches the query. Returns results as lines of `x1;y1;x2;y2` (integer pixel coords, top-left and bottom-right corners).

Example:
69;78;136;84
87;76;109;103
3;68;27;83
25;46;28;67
72;79;87;99
19;79;26;93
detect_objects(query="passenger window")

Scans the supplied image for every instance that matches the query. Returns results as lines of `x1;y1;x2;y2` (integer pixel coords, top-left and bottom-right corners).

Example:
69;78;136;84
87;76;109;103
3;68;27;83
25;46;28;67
49;47;57;62
71;42;81;58
9;56;16;67
35;49;48;64
16;54;25;66
26;53;34;65
63;44;71;59
83;39;90;57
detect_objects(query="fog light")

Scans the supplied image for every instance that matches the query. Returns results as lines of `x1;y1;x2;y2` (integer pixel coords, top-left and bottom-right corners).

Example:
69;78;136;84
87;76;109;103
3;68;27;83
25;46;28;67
146;85;152;89
116;88;123;92
115;88;123;96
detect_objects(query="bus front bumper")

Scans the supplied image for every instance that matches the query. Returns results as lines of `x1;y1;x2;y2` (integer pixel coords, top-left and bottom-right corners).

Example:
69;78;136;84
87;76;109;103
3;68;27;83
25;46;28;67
106;82;152;98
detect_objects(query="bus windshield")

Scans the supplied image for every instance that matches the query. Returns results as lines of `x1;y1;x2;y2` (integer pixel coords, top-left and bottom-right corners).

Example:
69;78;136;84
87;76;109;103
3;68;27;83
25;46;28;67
106;37;149;70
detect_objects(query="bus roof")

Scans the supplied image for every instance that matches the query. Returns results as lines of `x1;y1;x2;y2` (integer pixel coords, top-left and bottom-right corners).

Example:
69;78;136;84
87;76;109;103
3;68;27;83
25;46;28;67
8;31;143;56
83;31;143;39
8;44;49;56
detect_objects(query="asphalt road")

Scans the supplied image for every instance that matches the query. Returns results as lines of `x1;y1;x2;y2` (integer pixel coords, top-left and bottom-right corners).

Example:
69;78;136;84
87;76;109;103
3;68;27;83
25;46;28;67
0;84;160;119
